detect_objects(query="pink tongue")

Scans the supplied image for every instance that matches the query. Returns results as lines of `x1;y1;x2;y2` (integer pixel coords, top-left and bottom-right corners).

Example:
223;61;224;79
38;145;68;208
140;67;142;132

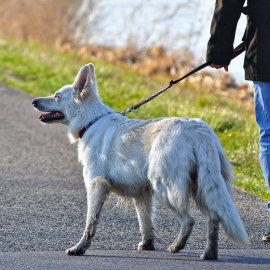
38;112;56;120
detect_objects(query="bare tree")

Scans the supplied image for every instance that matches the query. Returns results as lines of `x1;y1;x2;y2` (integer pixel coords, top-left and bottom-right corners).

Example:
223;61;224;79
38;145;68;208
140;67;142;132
69;0;106;45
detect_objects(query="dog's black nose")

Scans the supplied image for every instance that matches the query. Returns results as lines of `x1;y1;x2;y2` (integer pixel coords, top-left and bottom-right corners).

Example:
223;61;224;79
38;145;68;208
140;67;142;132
32;99;37;107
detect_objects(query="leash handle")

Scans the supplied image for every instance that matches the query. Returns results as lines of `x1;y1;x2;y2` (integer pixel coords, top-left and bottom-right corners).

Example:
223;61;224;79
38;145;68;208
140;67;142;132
121;42;246;116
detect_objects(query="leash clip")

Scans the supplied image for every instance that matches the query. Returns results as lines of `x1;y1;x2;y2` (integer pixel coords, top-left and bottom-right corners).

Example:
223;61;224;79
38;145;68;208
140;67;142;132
120;107;134;116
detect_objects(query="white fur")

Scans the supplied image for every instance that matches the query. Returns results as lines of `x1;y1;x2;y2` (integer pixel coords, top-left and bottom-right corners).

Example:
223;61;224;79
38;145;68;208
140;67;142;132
33;63;248;259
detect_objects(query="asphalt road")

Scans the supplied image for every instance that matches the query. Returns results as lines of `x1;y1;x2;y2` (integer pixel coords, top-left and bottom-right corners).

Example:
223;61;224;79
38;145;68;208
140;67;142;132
1;84;270;269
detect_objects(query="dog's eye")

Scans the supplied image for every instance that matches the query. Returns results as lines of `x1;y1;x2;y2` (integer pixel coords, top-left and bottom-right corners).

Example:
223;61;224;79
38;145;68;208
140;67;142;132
55;95;60;99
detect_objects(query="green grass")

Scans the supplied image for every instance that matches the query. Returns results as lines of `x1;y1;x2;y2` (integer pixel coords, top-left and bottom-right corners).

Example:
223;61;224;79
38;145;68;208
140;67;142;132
0;36;268;202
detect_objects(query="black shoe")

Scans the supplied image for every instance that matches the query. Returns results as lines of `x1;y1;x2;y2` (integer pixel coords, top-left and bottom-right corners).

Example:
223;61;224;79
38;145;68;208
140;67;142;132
263;227;270;242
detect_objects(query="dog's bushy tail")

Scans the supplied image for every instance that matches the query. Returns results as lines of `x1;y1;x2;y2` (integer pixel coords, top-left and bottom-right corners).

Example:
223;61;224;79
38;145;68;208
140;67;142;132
195;131;248;247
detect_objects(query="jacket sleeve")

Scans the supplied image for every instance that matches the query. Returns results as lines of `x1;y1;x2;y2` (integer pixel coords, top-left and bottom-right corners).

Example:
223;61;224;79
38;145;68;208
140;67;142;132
206;0;245;65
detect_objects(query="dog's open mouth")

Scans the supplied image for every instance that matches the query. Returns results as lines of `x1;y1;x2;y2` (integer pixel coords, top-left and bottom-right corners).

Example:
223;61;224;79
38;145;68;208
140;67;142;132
39;111;65;123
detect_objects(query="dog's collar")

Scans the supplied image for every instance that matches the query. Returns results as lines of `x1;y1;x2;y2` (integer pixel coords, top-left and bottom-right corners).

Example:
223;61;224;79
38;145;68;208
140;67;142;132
79;113;112;139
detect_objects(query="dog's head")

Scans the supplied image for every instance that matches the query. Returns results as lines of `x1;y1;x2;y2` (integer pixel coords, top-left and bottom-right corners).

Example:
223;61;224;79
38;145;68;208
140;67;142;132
32;63;98;126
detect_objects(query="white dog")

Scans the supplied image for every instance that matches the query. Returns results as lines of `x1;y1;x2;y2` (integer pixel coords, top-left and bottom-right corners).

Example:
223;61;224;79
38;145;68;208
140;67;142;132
32;63;248;260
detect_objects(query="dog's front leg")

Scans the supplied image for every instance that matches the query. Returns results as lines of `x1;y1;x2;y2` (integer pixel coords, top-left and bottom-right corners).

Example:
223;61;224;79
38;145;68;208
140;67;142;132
66;176;111;256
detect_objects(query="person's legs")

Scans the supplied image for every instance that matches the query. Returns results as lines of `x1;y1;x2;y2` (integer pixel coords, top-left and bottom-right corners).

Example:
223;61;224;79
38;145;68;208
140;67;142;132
253;81;270;241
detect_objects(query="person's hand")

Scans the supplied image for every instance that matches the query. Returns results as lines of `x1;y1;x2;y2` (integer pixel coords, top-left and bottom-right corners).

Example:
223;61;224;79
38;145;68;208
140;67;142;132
210;63;229;72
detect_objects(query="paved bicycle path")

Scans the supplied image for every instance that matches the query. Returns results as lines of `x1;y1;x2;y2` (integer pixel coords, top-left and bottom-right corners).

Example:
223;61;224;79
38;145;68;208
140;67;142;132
0;84;270;269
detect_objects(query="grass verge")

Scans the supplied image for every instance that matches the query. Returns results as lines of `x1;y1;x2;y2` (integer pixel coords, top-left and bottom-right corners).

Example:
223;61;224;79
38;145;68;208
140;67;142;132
0;36;268;202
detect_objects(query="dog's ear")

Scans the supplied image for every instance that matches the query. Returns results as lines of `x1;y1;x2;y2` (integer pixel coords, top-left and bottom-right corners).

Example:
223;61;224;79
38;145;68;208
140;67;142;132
88;63;97;88
73;63;97;99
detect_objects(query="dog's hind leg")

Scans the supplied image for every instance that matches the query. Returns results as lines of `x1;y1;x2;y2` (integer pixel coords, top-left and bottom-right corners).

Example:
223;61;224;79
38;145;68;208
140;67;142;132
200;212;219;260
152;182;195;253
133;188;155;250
66;176;111;256
169;211;195;253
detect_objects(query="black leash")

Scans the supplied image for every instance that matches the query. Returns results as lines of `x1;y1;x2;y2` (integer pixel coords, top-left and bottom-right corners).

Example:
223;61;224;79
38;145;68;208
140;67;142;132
120;42;245;116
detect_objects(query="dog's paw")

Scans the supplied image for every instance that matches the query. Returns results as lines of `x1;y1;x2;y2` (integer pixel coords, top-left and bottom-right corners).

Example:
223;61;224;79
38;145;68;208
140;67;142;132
66;231;92;256
66;246;86;256
138;240;155;251
200;250;218;260
263;228;270;242
168;244;180;253
168;240;186;253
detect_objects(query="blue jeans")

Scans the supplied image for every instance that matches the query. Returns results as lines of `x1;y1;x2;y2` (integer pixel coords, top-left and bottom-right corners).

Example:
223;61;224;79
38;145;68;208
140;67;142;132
254;81;270;212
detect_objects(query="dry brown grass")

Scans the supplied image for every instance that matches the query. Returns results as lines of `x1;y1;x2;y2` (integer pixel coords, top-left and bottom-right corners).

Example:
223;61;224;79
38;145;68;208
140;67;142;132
0;0;81;45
